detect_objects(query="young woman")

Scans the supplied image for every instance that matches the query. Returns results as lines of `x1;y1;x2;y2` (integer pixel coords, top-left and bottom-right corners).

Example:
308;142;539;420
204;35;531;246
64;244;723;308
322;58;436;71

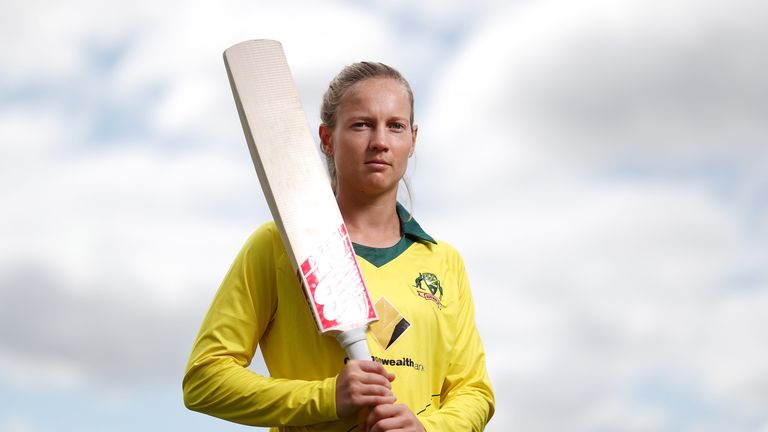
184;62;494;431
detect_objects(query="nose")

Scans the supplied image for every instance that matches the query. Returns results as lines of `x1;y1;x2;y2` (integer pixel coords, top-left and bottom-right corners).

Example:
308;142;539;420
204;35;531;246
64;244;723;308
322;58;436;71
369;125;389;152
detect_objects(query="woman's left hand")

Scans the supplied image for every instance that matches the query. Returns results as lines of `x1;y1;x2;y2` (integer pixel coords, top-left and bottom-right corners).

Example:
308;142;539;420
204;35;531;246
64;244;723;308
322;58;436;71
365;403;425;432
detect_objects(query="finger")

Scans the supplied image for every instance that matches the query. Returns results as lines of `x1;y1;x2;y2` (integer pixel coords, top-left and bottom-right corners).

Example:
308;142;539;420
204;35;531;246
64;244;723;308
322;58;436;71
356;360;386;373
342;370;390;390
369;413;405;432
349;380;396;402
366;403;397;431
369;404;423;432
339;392;396;418
352;380;394;398
358;361;396;382
347;361;394;386
358;372;394;389
360;394;397;409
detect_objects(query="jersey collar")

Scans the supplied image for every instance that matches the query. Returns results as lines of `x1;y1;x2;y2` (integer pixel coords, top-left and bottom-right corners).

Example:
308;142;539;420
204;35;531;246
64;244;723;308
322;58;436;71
352;203;437;267
397;202;437;245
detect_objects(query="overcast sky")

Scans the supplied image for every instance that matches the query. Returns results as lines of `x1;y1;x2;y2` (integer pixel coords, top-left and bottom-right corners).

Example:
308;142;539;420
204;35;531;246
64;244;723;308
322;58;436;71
1;0;767;431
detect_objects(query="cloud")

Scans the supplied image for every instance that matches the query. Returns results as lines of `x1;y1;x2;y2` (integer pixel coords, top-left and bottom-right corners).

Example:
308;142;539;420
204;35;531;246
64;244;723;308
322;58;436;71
104;1;404;144
0;141;262;303
0;0;414;299
417;0;768;430
0;0;437;394
0;264;192;388
0;415;37;432
423;0;768;185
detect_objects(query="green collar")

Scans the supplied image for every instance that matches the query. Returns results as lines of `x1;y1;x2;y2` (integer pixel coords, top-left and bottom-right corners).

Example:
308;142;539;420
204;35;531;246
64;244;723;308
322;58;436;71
352;203;436;267
396;202;437;245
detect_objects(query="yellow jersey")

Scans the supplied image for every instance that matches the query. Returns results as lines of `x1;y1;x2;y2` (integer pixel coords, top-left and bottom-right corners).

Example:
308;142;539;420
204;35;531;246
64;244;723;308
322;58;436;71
184;206;494;431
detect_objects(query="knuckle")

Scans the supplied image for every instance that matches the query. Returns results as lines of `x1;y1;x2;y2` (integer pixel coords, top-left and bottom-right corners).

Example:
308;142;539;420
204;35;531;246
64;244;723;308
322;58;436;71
371;404;387;415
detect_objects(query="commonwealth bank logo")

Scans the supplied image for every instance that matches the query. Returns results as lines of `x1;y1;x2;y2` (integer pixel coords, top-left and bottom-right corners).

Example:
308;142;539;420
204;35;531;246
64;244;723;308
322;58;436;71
370;297;411;350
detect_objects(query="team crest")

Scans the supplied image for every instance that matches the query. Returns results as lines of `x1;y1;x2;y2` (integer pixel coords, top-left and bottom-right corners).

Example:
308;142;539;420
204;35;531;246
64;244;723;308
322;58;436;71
414;272;444;310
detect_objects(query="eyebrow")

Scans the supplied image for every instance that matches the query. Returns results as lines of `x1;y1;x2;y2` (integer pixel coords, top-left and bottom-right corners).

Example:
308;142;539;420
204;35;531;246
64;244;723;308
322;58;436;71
344;113;410;123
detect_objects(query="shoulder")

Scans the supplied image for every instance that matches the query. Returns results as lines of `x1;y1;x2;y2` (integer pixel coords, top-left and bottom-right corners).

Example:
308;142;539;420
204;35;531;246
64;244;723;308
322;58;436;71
238;220;288;262
430;238;460;255
244;220;281;244
415;237;466;268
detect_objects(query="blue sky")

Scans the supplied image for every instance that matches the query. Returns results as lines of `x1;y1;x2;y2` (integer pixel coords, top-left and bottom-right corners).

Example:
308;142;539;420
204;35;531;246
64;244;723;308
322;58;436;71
1;0;767;431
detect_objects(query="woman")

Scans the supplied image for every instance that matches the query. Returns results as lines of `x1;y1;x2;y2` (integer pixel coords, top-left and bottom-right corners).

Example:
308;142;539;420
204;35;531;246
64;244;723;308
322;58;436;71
183;62;494;431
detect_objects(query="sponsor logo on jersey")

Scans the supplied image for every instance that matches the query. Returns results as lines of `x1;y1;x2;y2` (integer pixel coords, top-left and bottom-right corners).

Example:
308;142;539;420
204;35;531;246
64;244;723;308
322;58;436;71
372;355;424;371
343;355;425;372
370;297;410;350
413;272;444;310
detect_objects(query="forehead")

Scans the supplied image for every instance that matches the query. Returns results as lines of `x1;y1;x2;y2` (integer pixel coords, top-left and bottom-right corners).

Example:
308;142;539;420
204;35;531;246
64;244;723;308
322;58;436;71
338;78;411;116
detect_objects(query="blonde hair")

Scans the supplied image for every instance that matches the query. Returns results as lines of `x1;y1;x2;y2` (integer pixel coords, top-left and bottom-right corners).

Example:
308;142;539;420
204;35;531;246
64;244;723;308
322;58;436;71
320;62;415;208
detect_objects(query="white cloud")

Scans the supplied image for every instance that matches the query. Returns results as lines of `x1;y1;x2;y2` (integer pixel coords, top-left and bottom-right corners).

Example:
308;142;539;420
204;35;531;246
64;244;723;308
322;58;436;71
0;349;84;391
1;0;403;301
0;144;261;304
424;0;768;183
0;108;74;160
0;415;37;432
0;0;140;84
453;185;768;431
0;0;417;395
107;1;401;142
418;0;768;430
697;291;768;412
369;0;514;27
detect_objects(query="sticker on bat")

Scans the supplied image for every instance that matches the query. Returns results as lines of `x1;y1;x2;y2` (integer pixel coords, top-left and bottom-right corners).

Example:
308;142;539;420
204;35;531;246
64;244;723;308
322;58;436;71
300;224;377;331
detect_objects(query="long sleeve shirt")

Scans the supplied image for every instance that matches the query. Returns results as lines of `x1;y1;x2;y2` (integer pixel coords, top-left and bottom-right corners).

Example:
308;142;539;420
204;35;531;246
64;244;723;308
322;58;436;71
183;216;494;431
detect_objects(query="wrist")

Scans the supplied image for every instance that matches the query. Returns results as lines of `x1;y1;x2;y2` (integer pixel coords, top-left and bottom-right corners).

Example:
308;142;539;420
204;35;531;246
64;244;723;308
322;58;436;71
321;375;340;420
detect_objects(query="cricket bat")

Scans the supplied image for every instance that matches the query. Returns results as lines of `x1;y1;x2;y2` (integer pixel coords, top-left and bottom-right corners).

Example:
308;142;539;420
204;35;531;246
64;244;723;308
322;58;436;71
223;40;377;360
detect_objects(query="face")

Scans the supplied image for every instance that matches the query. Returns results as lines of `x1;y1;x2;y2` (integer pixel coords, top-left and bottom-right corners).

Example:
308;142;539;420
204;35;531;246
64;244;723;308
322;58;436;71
320;77;417;198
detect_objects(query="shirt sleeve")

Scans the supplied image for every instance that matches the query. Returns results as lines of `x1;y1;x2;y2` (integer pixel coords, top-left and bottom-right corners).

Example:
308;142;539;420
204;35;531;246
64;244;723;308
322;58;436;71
420;253;495;431
182;223;339;427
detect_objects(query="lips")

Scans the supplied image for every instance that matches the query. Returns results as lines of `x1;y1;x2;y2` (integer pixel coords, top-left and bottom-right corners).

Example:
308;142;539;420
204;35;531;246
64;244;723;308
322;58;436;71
365;158;390;166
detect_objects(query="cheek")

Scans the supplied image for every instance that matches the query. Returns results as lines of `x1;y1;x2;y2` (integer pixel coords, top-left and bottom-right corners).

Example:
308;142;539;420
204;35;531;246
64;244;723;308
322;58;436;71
333;134;365;157
331;141;358;171
398;140;415;161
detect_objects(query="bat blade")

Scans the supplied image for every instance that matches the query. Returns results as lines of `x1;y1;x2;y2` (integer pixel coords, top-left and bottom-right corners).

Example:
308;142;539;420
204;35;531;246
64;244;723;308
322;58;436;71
223;40;377;353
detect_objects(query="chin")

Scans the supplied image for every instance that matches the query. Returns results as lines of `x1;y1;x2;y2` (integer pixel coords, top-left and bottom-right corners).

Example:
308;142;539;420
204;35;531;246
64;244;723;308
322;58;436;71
358;181;399;197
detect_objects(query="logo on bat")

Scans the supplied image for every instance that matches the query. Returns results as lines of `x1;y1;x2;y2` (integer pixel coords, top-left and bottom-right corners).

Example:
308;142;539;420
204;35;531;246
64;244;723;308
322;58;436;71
413;272;444;310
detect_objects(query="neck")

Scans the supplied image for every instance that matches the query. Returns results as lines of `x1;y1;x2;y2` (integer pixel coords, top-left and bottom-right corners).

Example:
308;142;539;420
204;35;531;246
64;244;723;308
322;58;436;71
336;189;401;248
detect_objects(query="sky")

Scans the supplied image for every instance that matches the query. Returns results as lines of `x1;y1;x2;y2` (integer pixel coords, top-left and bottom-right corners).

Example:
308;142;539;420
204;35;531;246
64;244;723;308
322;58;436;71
1;0;767;431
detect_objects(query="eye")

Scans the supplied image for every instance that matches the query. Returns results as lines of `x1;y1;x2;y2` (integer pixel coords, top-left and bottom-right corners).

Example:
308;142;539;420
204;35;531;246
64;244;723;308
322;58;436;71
352;121;370;129
389;122;407;131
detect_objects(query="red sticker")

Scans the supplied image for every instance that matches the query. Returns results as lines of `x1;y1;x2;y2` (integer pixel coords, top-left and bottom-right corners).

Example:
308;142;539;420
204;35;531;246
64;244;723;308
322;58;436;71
300;224;376;331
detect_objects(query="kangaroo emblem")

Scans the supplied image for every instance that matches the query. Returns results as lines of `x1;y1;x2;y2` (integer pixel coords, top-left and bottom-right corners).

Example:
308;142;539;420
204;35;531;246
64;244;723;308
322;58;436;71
414;272;443;297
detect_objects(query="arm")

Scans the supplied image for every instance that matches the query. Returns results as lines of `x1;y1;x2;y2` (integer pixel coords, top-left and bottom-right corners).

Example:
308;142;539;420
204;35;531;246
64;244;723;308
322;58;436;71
182;223;338;426
420;256;495;431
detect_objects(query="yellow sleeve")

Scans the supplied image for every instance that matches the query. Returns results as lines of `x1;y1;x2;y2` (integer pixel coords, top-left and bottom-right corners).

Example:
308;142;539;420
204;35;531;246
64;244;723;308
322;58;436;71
420;254;495;431
182;223;339;427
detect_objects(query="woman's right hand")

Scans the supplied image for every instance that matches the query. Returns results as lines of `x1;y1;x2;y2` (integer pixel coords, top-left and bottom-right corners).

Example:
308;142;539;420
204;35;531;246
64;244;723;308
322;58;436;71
335;360;396;418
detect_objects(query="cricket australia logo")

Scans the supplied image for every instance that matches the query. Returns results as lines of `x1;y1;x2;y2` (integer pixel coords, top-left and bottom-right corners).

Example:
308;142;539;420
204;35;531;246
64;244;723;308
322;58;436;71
413;272;444;310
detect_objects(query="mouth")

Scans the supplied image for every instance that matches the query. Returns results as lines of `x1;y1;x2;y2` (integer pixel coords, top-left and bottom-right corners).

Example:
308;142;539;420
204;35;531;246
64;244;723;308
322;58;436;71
364;159;391;172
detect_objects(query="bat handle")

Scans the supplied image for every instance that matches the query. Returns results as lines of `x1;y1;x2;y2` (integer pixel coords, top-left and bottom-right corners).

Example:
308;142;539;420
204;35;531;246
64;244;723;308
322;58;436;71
337;327;383;426
336;327;371;360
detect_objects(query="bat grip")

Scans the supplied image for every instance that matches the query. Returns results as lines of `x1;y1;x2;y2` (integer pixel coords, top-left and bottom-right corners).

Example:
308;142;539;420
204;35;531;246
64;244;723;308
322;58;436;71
336;327;371;360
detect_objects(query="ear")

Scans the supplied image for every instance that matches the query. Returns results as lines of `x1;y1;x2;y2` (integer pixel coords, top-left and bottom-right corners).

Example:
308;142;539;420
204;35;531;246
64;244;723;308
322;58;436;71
409;124;418;157
319;124;333;155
